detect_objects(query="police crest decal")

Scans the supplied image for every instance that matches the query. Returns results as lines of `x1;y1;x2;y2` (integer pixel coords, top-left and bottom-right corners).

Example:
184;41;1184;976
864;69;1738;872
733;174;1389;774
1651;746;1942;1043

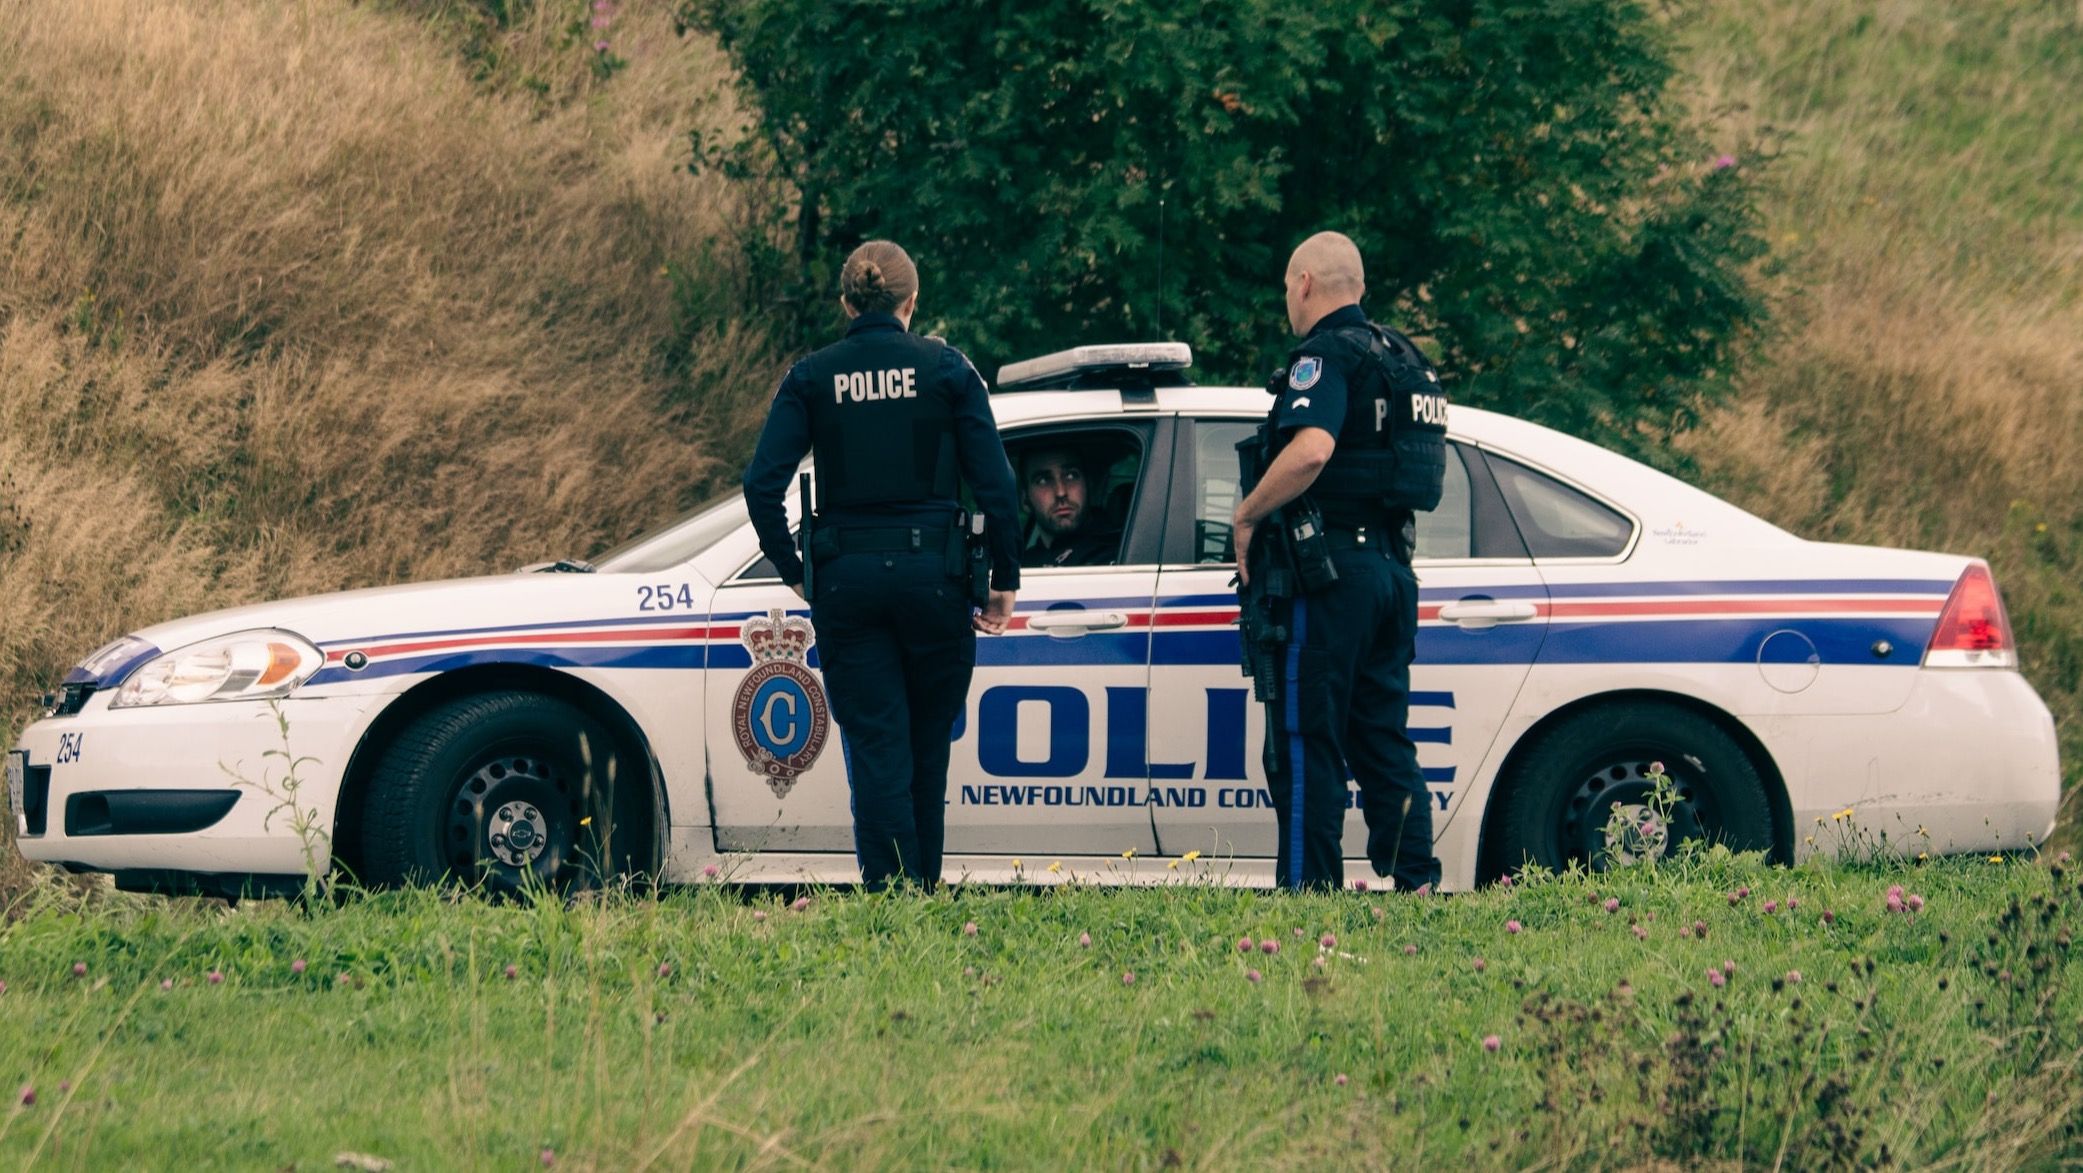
730;609;830;798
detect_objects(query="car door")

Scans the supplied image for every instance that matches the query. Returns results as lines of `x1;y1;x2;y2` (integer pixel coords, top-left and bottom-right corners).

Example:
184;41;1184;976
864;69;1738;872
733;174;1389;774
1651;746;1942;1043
941;418;1171;857
1144;416;1549;861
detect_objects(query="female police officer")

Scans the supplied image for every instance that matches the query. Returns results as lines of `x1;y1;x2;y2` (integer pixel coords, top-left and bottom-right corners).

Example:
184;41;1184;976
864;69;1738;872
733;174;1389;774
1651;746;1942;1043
741;241;1021;892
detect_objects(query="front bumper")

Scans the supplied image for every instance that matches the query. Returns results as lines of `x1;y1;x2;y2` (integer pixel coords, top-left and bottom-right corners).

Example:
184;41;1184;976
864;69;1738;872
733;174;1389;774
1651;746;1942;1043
10;693;389;878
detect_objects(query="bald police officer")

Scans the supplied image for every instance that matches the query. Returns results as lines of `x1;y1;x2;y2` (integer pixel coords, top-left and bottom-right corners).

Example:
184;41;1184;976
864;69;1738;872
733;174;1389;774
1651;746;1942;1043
1233;231;1448;893
742;240;1021;893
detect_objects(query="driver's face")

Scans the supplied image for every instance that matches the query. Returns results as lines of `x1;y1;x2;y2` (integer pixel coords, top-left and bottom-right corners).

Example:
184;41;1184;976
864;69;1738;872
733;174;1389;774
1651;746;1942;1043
1024;452;1088;537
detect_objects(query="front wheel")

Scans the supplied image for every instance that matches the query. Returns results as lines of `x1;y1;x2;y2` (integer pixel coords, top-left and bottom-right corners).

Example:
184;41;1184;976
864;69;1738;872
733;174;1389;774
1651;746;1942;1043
1489;702;1775;879
357;691;641;891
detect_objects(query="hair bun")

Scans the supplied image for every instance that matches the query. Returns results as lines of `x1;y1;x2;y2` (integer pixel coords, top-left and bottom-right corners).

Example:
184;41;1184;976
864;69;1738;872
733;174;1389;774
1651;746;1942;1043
858;262;884;292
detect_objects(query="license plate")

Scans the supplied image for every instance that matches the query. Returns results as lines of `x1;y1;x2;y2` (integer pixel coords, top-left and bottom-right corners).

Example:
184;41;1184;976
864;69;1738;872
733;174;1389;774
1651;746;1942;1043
5;750;24;828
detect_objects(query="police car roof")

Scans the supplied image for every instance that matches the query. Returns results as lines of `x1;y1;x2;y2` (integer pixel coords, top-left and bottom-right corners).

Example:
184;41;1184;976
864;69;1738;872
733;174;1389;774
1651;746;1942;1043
995;343;1193;393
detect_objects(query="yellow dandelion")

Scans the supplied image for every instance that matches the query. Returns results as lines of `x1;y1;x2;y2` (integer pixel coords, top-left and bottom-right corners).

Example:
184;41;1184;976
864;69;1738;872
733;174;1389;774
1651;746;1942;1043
1167;859;1180;870
579;816;592;826
1011;859;1022;869
1805;835;1816;846
1831;807;1855;822
1989;854;2005;864
1047;861;1062;874
1183;850;1201;863
1122;848;1138;859
1917;852;1929;861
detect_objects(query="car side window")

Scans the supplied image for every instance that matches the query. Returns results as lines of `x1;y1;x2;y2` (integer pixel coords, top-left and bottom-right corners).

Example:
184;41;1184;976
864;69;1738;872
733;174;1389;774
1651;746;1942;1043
1186;421;1475;563
1486;455;1634;558
1003;426;1148;569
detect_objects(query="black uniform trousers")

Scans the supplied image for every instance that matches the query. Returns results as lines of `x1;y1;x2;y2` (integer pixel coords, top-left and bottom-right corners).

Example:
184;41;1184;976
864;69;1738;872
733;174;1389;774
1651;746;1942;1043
1264;541;1442;892
810;549;975;892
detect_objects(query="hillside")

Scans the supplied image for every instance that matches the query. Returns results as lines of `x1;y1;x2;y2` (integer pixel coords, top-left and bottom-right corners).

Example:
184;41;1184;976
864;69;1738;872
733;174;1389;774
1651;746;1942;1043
0;0;2075;891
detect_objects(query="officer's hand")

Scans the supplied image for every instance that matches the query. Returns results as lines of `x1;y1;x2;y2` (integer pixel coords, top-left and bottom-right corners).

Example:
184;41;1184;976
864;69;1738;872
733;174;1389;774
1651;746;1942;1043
1232;518;1256;586
974;590;1016;635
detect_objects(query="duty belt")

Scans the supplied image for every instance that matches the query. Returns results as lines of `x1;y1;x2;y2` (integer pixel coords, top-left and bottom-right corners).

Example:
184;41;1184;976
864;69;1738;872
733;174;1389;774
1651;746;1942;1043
1323;525;1386;552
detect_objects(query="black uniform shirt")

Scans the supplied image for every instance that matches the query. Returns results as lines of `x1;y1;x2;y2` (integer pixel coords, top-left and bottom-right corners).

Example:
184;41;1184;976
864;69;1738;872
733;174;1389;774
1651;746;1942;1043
1270;302;1370;442
742;312;1023;591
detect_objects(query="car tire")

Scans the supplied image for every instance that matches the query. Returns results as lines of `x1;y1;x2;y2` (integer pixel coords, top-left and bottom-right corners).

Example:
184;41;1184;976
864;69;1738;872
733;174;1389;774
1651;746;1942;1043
1490;701;1774;879
357;691;638;892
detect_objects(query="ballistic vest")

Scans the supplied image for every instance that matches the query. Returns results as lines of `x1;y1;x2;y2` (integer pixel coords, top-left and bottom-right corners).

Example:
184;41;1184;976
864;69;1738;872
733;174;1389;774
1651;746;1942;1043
795;324;961;511
1295;322;1449;526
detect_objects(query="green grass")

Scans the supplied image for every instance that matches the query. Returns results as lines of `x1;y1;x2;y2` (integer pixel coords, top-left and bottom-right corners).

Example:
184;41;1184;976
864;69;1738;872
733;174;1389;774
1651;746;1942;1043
2;854;2078;1169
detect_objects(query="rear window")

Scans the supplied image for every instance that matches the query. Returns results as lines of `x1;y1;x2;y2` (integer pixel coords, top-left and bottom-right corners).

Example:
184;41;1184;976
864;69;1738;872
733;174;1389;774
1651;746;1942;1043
1487;456;1634;559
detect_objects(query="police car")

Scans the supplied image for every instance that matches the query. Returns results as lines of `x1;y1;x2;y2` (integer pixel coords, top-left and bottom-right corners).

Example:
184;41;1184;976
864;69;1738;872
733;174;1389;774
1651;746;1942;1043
6;344;2062;896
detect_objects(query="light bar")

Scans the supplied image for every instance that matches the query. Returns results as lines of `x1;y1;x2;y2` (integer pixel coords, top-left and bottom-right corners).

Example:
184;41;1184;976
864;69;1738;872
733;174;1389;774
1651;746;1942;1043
996;342;1193;391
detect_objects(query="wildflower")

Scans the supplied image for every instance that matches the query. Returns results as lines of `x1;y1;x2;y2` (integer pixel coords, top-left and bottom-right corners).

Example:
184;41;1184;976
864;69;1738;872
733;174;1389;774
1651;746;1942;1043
594;39;610;52
1785;970;1803;984
753;910;767;922
1786;897;1799;910
1714;155;1737;169
590;14;611;29
1680;925;1693;938
1011;859;1021;869
656;963;671;979
1764;900;1778;914
1320;933;1337;950
1482;1035;1501;1052
1832;807;1855;822
208;971;224;985
1167;859;1180;870
1182;850;1201;863
1261;939;1280;955
1048;861;1063;873
1354;879;1369;892
1499;874;1514;887
1371;906;1385;921
1988;855;2004;864
1708;968;1727;988
1603;897;1620;913
1821;909;1836;925
1472;957;1487;972
1294;927;1306;938
1403;944;1418;956
702;864;719;878
1505;920;1523;935
1246;969;1262;983
1312;955;1326;970
159;978;172;991
542;1147;557;1167
1121;849;1137;859
0;979;7;995
504;964;518;981
1236;936;1253;953
18;1085;32;1107
1079;932;1092;948
1722;959;1736;974
1122;971;1136;986
1413;882;1434;896
1737;886;1751;899
962;921;978;937
1693;920;1709;939
339;973;354;986
963;966;976;978
57;1081;69;1094
1649;761;1665;774
288;958;307;975
2059;851;2073;865
1631;924;1648;940
790;896;811;912
72;962;87;978
1907;893;1924;912
1727;892;1741;906
1335;1073;1349;1086
1885;892;1904;914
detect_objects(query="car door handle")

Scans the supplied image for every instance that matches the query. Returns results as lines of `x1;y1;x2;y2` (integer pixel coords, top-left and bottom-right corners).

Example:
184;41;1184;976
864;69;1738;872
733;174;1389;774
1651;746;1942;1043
1437;600;1540;630
1026;611;1129;635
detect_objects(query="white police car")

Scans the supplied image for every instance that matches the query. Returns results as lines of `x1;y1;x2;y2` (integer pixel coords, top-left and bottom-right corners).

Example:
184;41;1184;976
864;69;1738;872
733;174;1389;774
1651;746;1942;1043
6;344;2062;896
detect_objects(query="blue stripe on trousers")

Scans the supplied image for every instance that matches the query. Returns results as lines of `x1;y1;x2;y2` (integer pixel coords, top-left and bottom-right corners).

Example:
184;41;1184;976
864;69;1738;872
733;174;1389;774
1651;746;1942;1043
1284;597;1308;891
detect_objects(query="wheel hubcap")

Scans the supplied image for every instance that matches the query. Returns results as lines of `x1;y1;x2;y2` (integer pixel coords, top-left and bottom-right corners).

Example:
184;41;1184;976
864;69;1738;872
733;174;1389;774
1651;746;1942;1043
1559;755;1708;868
487;801;549;867
446;752;584;881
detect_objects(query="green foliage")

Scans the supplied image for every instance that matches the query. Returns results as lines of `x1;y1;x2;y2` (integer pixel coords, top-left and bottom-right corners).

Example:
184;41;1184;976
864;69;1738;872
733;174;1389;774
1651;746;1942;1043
680;0;1766;451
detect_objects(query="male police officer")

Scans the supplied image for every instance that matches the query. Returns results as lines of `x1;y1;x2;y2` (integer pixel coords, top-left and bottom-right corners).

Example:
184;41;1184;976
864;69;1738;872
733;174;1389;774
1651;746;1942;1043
1232;231;1448;893
1018;445;1123;568
742;240;1022;893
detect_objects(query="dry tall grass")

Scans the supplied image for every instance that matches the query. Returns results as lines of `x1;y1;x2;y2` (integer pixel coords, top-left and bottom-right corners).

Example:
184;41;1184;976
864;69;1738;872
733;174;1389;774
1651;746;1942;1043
1677;1;2083;843
0;0;781;749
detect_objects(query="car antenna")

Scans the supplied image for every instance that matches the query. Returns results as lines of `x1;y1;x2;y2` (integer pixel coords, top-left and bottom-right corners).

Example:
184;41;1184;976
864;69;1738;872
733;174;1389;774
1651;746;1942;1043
1155;194;1166;337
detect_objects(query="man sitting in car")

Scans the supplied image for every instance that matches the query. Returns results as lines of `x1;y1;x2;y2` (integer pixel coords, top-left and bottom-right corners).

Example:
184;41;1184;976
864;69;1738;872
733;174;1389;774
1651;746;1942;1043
1018;444;1123;567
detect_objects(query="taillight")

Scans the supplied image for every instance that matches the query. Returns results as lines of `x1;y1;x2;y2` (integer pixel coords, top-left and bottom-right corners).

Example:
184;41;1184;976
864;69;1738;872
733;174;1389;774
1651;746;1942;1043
1923;561;2017;669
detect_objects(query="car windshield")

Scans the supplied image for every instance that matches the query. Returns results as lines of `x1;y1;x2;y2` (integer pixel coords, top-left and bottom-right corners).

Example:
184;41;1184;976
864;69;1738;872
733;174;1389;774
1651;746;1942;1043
593;489;749;573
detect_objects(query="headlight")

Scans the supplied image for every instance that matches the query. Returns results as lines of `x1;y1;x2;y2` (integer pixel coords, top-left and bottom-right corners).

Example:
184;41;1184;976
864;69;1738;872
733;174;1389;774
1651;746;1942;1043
110;630;325;708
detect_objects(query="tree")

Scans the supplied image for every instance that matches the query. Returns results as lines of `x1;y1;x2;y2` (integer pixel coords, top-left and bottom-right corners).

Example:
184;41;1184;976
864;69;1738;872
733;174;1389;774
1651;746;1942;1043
682;0;1764;450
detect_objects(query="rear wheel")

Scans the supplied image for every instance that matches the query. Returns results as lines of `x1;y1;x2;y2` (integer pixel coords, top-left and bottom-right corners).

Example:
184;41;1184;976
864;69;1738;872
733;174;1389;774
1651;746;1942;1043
1490;702;1774;879
357;691;643;891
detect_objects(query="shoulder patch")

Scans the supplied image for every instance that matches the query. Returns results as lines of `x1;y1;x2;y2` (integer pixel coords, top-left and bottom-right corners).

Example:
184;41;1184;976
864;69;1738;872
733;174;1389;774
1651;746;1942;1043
1289;355;1324;391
